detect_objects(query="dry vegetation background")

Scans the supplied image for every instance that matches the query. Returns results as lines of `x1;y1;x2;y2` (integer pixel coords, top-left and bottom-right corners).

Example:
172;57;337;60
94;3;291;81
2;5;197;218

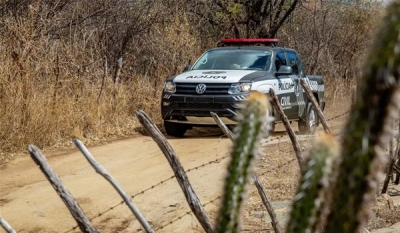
0;0;384;153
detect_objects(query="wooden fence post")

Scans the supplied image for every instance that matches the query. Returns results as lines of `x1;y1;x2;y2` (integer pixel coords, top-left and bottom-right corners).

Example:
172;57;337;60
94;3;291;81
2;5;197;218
0;215;16;233
382;139;395;194
28;145;99;233
73;139;155;233
210;112;235;141
254;174;283;233
269;88;304;168
136;110;214;233
299;78;331;134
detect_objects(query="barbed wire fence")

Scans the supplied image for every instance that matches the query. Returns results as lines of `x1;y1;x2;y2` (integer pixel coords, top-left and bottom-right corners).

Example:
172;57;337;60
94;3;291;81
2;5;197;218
79;110;351;232
60;110;351;233
1;110;352;233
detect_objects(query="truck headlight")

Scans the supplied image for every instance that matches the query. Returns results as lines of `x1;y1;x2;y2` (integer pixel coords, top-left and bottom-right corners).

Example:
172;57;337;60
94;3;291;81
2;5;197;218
228;83;252;94
241;83;252;92
164;81;176;93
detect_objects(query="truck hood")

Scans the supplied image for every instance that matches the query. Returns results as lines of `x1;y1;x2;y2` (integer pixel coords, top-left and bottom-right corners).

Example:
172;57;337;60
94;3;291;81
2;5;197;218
172;70;263;83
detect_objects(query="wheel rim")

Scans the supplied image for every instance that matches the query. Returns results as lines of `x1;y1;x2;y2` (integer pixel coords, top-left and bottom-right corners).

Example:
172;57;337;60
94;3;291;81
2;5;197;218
309;109;316;130
264;108;274;128
263;108;274;137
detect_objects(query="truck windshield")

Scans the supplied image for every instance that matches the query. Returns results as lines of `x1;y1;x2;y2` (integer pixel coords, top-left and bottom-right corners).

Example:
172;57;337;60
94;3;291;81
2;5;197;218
191;49;272;71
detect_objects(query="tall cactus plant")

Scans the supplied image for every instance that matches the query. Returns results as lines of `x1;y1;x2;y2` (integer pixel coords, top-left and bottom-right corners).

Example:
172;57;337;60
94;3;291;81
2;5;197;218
215;91;270;233
286;133;339;233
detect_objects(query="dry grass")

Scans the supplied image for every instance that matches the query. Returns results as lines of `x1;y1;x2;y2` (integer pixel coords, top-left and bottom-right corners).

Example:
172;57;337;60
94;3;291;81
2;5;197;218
0;75;163;152
0;8;199;153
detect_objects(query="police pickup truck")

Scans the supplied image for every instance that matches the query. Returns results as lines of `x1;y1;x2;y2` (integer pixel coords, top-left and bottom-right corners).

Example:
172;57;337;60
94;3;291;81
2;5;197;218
161;38;325;137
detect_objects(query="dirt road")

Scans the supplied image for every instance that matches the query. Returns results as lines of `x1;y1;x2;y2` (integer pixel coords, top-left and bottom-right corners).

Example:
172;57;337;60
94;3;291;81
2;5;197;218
0;102;353;233
0;130;236;233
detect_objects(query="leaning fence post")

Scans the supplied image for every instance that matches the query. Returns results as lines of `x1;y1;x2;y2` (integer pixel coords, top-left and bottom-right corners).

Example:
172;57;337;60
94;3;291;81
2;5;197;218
299;78;331;134
211;112;235;141
28;145;99;233
269;88;304;168
394;117;400;184
382;133;396;194
73;139;154;233
0;215;16;233
254;175;283;233
136;110;214;233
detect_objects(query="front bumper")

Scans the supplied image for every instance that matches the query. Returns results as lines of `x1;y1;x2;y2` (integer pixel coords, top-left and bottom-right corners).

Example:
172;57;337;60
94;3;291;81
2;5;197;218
161;93;247;125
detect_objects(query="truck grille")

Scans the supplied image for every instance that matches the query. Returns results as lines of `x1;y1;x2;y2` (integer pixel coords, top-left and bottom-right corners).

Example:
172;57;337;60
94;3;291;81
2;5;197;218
177;103;230;109
171;102;235;117
171;109;234;117
175;83;231;95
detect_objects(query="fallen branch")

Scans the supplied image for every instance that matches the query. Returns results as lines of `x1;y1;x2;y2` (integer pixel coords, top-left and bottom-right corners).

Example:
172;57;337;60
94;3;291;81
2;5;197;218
211;111;282;233
269;88;304;167
73;139;154;233
28;145;99;233
0;215;16;233
211;111;235;141
299;78;331;134
136;110;214;233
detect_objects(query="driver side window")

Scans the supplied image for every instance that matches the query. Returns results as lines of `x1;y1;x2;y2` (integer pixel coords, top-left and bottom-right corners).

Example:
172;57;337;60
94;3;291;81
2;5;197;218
287;52;299;74
275;52;287;71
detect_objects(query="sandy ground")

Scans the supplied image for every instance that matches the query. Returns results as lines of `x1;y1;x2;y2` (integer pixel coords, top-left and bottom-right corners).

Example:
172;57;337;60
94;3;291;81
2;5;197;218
1;98;399;233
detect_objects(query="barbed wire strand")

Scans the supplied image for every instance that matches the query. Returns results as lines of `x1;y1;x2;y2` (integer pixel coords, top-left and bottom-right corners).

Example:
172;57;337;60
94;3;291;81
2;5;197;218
326;111;350;122
154;195;222;231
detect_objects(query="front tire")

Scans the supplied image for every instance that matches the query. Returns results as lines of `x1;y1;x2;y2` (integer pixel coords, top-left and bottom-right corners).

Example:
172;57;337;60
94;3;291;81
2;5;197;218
298;105;318;135
164;121;187;137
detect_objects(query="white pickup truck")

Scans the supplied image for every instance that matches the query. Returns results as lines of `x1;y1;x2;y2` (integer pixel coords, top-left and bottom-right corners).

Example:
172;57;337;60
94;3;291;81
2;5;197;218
160;38;325;137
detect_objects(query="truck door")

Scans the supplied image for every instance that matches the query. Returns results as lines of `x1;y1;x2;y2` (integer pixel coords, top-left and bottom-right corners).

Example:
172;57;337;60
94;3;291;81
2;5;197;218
286;51;307;119
275;52;297;119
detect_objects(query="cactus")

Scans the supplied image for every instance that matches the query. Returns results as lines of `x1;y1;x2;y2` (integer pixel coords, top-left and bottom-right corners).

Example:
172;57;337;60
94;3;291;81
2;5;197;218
286;133;338;233
215;91;270;233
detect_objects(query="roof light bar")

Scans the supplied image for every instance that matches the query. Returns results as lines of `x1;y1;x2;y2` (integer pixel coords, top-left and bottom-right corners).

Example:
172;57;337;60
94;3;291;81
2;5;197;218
220;38;279;43
218;38;279;47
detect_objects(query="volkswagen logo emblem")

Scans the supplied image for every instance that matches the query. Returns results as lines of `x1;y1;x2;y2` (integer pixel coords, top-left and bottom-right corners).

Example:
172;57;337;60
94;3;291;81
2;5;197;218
196;84;207;94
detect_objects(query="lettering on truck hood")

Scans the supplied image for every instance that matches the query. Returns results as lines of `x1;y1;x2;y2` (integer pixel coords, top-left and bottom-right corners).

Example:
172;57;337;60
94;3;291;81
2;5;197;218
172;70;259;83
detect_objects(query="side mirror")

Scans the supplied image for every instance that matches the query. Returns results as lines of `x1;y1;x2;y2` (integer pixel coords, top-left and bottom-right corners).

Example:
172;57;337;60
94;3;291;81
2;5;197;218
275;65;293;76
183;65;191;72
